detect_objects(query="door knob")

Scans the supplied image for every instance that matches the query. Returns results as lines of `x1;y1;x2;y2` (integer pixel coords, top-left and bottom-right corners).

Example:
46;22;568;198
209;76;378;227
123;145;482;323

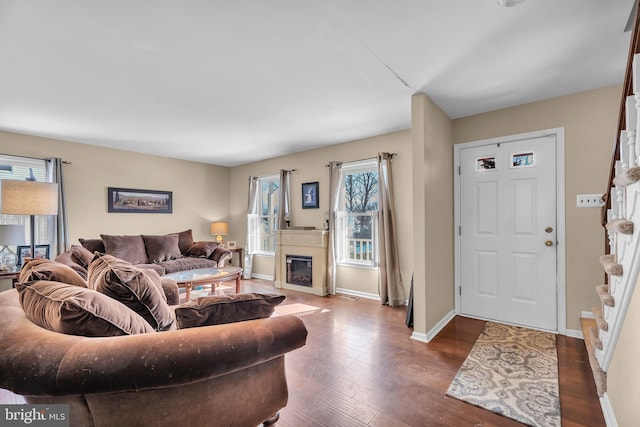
545;226;554;233
545;240;554;247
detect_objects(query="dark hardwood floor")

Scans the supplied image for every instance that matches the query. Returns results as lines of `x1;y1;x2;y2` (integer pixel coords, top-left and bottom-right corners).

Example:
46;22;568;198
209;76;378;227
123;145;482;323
241;278;605;427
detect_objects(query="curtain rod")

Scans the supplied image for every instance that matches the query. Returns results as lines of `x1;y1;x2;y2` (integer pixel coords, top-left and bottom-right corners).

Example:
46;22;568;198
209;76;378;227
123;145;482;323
325;152;397;167
247;168;297;181
0;152;71;164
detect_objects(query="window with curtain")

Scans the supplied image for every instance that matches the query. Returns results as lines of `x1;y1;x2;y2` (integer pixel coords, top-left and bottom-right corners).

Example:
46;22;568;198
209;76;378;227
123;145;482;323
256;174;280;254
0;155;51;249
336;159;378;267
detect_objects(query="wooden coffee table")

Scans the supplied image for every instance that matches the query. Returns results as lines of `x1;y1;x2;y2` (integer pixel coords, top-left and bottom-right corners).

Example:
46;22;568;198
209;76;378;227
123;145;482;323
164;267;243;301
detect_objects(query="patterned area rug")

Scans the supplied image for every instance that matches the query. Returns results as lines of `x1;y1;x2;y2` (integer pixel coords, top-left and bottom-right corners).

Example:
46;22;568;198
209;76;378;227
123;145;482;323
446;322;561;427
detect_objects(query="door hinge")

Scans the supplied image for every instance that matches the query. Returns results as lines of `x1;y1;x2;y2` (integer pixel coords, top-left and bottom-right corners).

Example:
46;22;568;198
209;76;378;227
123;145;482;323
458;226;461;236
458;165;461;175
459;286;462;296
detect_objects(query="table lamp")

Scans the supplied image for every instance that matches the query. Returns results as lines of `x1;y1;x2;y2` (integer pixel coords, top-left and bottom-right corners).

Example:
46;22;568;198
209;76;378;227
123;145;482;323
1;180;58;264
0;224;25;270
210;222;228;245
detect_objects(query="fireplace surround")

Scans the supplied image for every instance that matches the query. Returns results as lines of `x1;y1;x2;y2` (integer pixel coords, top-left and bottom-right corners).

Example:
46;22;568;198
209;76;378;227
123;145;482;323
275;230;328;296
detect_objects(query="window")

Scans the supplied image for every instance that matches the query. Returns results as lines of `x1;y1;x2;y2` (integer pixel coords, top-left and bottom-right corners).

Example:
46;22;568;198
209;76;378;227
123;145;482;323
0;155;51;250
257;174;280;254
336;160;378;267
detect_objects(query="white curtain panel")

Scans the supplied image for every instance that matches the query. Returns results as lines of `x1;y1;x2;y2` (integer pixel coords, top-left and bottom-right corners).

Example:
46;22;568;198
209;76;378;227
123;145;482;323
244;176;259;279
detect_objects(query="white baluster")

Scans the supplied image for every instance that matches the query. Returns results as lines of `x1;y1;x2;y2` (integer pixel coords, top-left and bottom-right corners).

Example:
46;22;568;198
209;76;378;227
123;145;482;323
620;131;629;170
634;93;640;164
616;162;625;218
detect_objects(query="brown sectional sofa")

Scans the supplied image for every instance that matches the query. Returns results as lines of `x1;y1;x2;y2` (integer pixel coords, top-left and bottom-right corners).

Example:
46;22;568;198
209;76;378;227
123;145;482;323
57;229;232;279
0;253;308;426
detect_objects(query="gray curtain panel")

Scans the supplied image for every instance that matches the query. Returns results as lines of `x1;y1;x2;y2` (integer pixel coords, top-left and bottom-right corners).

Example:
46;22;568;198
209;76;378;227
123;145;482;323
277;169;291;230
327;161;343;295
244;176;259;279
377;153;405;306
45;158;69;257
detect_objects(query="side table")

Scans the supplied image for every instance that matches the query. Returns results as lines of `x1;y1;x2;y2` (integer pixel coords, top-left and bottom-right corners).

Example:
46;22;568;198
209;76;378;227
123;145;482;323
228;247;244;270
0;270;20;288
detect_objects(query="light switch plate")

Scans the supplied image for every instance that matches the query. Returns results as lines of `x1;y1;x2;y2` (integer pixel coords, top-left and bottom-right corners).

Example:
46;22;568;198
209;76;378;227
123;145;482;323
576;194;605;208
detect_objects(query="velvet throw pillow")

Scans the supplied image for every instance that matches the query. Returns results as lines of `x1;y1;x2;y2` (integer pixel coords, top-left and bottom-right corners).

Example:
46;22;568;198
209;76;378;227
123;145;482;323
171;229;194;255
88;254;176;331
78;238;105;254
16;281;154;336
70;245;95;268
19;258;88;288
100;234;148;265
185;241;218;258
175;293;286;329
142;234;182;263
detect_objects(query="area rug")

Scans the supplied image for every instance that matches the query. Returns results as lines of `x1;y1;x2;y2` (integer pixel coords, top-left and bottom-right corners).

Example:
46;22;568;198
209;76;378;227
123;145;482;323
272;303;328;317
446;322;561;427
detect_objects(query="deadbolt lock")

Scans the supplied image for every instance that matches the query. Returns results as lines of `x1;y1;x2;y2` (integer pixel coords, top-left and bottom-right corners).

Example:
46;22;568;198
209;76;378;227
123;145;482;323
545;226;554;233
545;240;554;247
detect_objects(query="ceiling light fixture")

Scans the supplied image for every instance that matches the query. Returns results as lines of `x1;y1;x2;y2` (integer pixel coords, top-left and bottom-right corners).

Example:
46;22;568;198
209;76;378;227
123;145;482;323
498;0;526;7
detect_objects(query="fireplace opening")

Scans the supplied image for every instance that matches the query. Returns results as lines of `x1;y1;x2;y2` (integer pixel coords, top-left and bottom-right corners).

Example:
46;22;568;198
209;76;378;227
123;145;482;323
286;255;312;287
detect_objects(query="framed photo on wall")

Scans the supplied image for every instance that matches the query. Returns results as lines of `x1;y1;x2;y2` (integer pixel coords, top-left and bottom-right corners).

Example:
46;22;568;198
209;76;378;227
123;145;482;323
107;187;173;213
302;182;319;209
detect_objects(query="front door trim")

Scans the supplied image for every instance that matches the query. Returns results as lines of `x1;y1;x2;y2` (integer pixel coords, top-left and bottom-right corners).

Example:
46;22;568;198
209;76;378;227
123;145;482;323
453;127;566;334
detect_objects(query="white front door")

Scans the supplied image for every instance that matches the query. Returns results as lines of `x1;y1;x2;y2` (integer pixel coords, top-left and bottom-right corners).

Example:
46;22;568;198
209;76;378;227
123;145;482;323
459;135;557;331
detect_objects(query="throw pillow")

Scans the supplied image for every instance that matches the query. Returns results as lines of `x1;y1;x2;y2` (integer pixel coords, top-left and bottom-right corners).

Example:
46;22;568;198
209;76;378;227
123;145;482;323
78;238;106;253
185;241;218;258
19;258;88;288
70;245;95;268
16;280;155;336
88;254;176;331
175;293;286;329
142;234;182;263
100;234;148;265
169;229;194;255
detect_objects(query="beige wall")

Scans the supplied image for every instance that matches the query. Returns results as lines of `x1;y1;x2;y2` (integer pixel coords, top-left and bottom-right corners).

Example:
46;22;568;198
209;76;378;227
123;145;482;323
453;85;620;331
0;131;230;245
229;130;413;296
411;93;455;336
607;275;640;426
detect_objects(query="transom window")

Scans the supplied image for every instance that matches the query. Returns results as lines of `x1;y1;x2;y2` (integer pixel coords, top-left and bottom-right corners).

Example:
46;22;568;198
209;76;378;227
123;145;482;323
336;160;378;267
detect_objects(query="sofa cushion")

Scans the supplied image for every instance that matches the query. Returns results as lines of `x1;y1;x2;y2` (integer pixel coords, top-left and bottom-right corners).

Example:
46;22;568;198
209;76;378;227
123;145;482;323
88;254;176;331
71;245;95;268
101;234;148;265
53;250;89;280
19;258;88;288
16;280;155;336
78;238;105;253
185;241;218;258
172;229;194;255
160;257;216;274
142;234;182;263
175;293;286;329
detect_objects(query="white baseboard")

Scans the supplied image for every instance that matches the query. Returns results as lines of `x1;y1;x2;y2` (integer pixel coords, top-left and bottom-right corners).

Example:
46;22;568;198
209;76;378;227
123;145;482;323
582;310;595;319
335;288;380;301
250;273;273;281
600;392;618;427
564;329;584;339
411;310;455;343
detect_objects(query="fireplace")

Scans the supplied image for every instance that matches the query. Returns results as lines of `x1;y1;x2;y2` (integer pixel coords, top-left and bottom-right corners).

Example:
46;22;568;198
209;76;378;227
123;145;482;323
286;255;312;287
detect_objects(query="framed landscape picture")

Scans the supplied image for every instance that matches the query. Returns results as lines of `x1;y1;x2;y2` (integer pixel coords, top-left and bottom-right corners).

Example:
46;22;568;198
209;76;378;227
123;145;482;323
302;182;319;209
108;187;173;213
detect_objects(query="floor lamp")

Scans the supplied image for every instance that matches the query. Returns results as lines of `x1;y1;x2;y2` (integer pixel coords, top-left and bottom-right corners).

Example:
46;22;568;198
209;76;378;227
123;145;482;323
0;180;59;264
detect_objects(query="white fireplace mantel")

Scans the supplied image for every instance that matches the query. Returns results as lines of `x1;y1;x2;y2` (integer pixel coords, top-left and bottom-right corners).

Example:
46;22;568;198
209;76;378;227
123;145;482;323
275;229;328;296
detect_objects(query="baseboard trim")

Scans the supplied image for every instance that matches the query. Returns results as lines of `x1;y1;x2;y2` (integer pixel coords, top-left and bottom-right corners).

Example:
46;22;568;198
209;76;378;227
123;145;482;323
565;329;584;339
411;310;456;343
600;392;618;427
335;288;380;301
582;310;595;319
250;273;273;281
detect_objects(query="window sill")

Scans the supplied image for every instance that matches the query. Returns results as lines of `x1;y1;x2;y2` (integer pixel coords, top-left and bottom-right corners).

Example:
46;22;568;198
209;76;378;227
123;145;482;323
254;252;275;258
337;262;377;270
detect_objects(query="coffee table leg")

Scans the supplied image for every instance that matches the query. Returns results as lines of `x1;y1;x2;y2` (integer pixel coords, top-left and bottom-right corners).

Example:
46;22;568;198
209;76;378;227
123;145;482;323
185;282;192;301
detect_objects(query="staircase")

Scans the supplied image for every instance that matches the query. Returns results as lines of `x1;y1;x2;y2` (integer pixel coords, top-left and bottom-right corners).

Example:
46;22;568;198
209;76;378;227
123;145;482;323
582;0;640;401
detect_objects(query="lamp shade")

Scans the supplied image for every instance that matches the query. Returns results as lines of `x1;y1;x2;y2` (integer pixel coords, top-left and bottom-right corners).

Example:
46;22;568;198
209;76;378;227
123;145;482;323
210;222;228;236
1;180;59;215
0;224;25;245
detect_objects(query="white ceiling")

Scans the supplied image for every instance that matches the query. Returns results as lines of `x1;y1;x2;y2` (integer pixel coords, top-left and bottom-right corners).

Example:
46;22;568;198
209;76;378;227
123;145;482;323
0;0;635;166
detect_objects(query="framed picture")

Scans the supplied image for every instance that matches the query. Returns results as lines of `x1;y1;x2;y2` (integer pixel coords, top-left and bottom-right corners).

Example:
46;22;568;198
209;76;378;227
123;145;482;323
18;244;50;265
227;241;237;249
302;182;319;209
108;187;173;213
